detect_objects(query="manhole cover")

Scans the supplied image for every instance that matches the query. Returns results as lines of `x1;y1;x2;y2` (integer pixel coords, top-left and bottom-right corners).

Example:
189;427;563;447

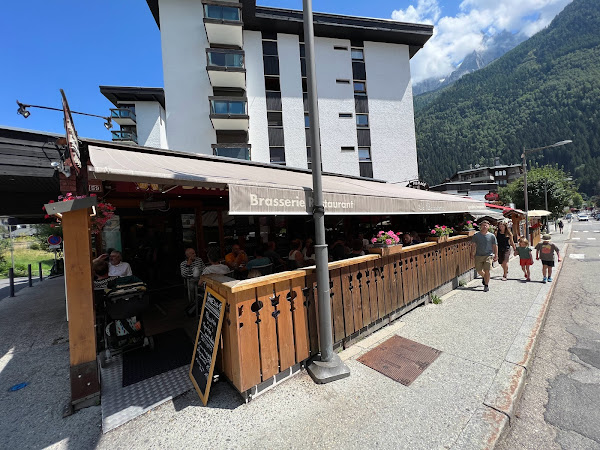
357;335;441;386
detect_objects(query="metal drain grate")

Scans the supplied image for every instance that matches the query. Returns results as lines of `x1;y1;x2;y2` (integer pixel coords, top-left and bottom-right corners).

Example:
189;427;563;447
357;335;441;386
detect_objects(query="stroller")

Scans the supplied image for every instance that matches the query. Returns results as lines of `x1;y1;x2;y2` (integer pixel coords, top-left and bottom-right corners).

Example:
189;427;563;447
99;276;153;366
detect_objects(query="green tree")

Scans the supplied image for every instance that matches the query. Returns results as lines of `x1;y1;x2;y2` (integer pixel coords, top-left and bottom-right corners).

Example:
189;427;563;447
33;224;63;251
499;165;580;216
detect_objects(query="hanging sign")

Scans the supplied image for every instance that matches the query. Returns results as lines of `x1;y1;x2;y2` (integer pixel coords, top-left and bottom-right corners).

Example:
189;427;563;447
189;287;226;406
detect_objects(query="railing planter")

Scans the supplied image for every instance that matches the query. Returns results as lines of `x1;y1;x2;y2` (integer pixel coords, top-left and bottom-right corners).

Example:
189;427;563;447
459;231;476;237
369;244;403;256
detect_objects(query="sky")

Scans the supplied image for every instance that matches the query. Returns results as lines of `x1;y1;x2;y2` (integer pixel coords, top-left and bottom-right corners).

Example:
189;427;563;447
0;0;572;141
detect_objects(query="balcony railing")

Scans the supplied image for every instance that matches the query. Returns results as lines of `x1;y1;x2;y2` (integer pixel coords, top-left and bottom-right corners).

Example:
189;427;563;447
203;4;241;21
206;49;244;69
209;98;247;116
110;108;136;121
212;146;251;160
111;130;138;144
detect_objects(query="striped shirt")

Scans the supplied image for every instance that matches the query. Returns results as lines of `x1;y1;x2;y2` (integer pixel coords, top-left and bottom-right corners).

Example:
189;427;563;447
180;257;206;279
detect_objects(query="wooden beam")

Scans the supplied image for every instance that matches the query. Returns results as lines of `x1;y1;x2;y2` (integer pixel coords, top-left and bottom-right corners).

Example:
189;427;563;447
61;207;100;405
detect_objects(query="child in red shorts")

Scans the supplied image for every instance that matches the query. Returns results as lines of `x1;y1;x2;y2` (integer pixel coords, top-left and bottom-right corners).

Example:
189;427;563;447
515;237;533;281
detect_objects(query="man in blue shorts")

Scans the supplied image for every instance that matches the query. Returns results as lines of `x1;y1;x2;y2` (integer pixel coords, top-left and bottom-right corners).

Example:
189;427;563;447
470;220;498;292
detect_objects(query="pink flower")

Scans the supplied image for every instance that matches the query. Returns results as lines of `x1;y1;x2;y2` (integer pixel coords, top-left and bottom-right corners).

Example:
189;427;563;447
378;231;385;236
44;214;49;219
431;230;436;234
385;239;392;245
371;238;377;244
48;200;54;203
442;225;446;229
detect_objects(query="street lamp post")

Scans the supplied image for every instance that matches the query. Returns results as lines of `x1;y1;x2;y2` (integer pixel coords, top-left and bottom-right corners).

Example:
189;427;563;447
16;99;113;130
302;0;350;383
521;140;572;242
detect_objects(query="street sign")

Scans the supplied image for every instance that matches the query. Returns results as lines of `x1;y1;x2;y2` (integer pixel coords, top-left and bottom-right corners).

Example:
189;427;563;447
47;235;62;246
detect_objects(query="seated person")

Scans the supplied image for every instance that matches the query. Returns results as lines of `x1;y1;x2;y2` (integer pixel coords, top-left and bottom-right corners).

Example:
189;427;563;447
303;238;316;265
180;248;206;279
202;248;233;276
330;235;348;261
288;239;305;269
264;241;286;269
93;260;118;291
246;247;272;271
225;244;248;269
246;269;262;279
108;250;132;277
402;233;414;247
410;231;422;244
348;239;365;257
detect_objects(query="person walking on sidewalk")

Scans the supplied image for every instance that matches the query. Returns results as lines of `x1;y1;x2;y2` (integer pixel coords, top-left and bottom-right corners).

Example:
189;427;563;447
470;220;498;292
515;237;534;281
558;219;564;234
495;221;516;281
535;234;561;283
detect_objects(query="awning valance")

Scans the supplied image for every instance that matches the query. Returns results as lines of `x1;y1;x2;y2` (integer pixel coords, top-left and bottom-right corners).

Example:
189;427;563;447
88;145;485;215
527;209;552;217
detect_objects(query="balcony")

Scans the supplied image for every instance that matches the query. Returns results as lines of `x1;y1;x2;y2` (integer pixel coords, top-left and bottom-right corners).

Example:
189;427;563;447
209;97;248;131
206;49;246;89
111;130;138;144
203;3;243;47
110;108;136;126
212;144;251;160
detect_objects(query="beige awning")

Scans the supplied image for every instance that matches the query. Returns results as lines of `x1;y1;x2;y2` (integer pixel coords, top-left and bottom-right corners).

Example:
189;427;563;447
88;145;485;215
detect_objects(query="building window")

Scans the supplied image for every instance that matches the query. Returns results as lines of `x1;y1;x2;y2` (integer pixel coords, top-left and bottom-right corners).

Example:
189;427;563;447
264;76;281;91
354;81;366;95
210;99;246;115
336;79;350;84
356;114;369;127
351;48;364;60
267;112;283;127
270;147;286;164
341;146;355;151
333;45;348;51
339;113;353;118
358;147;371;161
262;40;278;55
304;113;310;128
359;162;373;178
207;50;244;68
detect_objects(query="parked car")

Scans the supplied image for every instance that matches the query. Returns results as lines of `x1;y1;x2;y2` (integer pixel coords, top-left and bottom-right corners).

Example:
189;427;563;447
578;214;589;221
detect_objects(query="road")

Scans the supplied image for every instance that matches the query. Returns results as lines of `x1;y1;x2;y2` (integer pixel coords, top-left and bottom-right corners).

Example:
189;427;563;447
498;219;600;449
0;275;48;300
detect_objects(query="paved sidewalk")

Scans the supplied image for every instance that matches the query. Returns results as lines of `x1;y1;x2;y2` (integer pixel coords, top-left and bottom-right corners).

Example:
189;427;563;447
0;225;570;449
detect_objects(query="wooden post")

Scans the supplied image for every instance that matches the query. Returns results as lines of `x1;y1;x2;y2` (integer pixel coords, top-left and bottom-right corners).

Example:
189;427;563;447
61;207;100;409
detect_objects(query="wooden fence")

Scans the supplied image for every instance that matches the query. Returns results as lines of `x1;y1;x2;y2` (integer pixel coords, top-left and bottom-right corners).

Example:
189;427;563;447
203;235;475;395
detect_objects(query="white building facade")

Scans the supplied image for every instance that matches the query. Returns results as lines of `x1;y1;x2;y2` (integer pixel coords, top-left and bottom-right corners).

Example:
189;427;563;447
108;0;432;184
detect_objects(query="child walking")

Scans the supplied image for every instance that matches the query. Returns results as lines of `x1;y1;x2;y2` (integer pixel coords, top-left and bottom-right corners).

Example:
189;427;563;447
535;234;561;283
515;237;533;281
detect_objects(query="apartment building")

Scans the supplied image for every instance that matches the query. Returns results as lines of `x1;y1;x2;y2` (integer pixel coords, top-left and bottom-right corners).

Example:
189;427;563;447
102;0;432;183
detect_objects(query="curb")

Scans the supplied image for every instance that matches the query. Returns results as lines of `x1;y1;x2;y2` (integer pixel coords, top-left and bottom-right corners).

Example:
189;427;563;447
453;226;571;449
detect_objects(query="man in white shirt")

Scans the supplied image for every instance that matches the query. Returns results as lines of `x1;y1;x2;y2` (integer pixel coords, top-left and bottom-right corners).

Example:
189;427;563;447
108;250;132;277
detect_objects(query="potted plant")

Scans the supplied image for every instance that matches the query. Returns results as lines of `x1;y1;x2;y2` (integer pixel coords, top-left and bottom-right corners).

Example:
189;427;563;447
43;193;115;235
458;220;477;236
368;230;403;256
371;230;401;247
427;224;454;243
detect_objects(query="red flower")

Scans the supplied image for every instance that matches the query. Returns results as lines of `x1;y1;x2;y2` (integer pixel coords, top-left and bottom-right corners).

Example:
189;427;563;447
50;224;55;228
48;200;55;203
90;193;97;197
44;214;50;219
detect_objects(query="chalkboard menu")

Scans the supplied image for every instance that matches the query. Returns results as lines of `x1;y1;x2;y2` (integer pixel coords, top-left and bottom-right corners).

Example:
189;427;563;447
189;287;226;406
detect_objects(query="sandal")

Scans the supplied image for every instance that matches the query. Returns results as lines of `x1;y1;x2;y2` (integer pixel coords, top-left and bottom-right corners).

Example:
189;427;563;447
502;276;507;281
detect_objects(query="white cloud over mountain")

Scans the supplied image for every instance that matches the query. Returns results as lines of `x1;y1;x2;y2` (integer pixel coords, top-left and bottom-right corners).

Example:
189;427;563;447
392;0;573;83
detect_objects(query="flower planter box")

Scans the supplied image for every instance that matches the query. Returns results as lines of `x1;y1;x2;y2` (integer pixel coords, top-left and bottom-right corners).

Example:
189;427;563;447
44;196;97;215
369;244;403;256
459;231;476;237
427;235;449;243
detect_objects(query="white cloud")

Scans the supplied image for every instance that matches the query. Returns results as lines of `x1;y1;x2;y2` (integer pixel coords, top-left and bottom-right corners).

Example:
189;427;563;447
391;0;573;83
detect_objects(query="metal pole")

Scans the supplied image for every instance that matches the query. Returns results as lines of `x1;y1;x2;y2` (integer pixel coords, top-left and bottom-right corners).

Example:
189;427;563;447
9;268;15;297
39;262;43;281
303;0;349;383
522;149;529;242
9;225;14;271
27;264;32;287
544;180;549;232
